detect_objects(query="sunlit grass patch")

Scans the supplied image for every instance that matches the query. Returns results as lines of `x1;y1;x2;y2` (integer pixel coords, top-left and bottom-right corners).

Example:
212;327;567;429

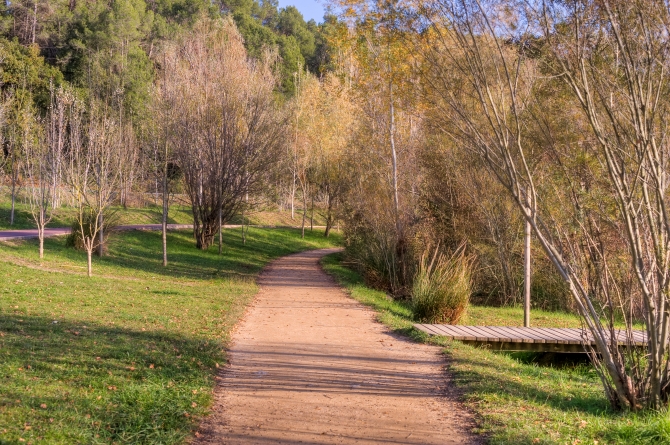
0;227;340;444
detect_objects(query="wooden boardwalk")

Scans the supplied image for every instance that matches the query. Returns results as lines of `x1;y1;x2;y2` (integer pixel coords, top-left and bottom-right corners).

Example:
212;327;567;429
414;324;648;352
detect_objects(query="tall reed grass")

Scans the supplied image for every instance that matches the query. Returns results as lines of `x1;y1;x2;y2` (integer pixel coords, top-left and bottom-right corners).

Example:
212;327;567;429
411;245;474;324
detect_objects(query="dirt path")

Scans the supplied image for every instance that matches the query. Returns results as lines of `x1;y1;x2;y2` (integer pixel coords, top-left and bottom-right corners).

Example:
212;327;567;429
195;248;478;444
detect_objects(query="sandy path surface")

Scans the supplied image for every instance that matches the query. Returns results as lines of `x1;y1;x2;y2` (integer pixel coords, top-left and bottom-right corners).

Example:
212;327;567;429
196;248;478;444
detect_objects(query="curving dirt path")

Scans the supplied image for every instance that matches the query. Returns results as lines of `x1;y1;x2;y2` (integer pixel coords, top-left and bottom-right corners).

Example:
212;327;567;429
195;248;479;444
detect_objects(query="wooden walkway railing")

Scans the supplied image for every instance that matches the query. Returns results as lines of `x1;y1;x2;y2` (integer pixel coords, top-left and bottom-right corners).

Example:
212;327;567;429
414;324;648;352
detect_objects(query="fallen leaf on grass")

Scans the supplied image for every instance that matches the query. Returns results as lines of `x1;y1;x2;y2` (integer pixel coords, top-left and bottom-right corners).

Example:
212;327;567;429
107;386;117;391
40;404;47;409
149;364;154;369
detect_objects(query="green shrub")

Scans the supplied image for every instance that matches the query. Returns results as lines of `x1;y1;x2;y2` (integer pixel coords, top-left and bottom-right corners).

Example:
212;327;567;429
411;245;473;323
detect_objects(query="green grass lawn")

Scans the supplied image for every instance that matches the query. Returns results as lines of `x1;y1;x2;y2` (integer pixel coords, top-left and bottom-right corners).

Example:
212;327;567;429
321;252;670;445
0;190;331;231
0;227;340;444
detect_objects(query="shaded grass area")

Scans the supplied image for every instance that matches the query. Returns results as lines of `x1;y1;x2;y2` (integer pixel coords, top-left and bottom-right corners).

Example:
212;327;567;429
0;228;341;444
321;252;670;445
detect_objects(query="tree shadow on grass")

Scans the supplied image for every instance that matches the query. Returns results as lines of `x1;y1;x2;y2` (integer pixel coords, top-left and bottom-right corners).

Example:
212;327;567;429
1;227;337;283
0;313;220;444
450;351;611;417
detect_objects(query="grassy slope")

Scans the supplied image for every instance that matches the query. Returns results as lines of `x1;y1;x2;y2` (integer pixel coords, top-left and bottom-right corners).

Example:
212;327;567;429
321;252;670;445
0;227;340;444
0;191;329;231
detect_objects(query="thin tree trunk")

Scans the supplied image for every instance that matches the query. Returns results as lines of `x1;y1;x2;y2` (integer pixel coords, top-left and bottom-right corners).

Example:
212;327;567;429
10;176;16;225
301;189;307;239
242;207;247;245
162;169;168;266
38;226;44;259
524;216;531;327
87;248;92;277
31;2;37;45
310;194;314;231
218;207;222;255
98;213;104;257
291;176;296;220
389;75;400;236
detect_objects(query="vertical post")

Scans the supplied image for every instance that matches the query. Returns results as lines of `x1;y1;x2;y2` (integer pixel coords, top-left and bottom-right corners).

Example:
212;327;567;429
218;207;222;255
524;215;531;327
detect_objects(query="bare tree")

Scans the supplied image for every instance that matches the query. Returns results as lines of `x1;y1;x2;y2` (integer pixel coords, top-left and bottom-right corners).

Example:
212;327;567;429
22;85;66;258
164;17;286;250
536;0;670;410
64;101;122;276
421;0;670;409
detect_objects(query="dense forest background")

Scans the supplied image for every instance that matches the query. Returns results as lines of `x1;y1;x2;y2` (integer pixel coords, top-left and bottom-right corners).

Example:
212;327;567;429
0;0;335;107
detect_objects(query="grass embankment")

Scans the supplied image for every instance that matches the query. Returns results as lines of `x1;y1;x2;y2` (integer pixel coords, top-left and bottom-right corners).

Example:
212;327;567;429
321;252;670;445
0;227;340;444
0;190;328;231
0;202;195;231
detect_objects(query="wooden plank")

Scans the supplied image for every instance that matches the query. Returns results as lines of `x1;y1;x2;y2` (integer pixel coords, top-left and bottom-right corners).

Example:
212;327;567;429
429;325;476;340
524;327;571;343
507;327;548;343
489;326;538;343
484;326;527;342
461;326;501;342
456;325;497;342
475;326;514;342
480;327;514;342
439;325;480;341
416;324;450;337
533;328;582;344
445;325;484;341
528;328;569;344
413;324;648;351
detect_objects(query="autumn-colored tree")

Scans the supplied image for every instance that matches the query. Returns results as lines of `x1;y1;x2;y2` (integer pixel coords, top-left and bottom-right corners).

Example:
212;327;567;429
164;17;286;250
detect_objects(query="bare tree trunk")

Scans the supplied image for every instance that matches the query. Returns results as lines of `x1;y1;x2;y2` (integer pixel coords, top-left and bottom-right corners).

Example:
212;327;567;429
38;227;44;259
162;169;168;266
524;216;531;327
389;77;400;237
324;193;334;237
241;205;246;245
291;174;296;220
310;194;314;231
87;248;92;277
31;2;36;45
301;189;307;239
98;213;104;257
218;206;222;255
10;175;16;225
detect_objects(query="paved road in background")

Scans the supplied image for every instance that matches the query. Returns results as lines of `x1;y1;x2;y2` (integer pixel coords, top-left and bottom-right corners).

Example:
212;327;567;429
0;224;328;241
0;224;194;241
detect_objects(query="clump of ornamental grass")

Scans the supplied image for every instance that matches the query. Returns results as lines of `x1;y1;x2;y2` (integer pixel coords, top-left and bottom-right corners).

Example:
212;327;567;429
411;244;474;324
